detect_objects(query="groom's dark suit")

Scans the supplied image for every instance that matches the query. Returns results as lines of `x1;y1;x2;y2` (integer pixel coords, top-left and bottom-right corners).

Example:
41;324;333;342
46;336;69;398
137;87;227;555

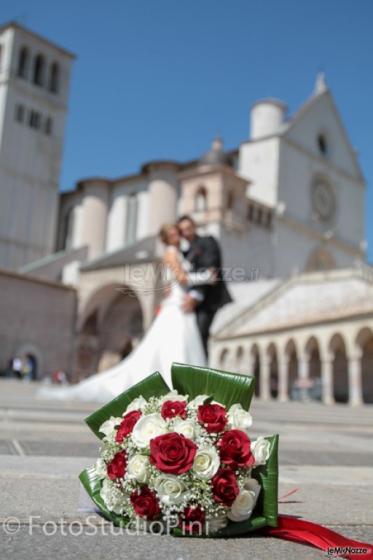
183;235;232;356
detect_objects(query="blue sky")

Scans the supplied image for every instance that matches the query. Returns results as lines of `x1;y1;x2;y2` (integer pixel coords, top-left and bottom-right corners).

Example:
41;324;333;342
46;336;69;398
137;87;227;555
2;0;373;261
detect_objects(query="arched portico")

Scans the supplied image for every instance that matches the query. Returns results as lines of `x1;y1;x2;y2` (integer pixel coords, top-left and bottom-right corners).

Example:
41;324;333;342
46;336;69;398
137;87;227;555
209;297;373;407
76;283;144;380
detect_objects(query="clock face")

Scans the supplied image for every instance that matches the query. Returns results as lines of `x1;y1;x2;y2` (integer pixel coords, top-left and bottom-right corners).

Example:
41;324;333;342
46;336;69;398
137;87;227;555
311;180;336;223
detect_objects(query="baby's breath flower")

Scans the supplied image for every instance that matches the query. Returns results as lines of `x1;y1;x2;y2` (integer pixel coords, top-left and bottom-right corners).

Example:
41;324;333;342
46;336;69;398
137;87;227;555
94;392;266;533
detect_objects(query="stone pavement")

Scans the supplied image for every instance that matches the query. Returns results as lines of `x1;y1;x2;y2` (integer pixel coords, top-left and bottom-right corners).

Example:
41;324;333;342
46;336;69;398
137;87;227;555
0;379;372;559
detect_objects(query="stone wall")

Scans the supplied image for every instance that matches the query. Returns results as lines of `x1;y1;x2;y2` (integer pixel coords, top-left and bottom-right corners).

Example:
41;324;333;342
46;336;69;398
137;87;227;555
0;268;77;378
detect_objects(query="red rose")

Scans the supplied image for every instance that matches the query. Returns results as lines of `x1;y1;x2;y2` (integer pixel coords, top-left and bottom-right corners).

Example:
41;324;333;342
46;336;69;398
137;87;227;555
179;506;205;535
115;410;142;443
130;486;160;520
161;400;187;420
107;451;127;480
218;429;255;468
150;432;197;475
197;403;227;433
212;468;239;506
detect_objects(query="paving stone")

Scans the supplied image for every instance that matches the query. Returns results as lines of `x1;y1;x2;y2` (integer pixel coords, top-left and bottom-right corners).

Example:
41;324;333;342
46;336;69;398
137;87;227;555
18;440;99;458
0;440;17;455
0;527;350;560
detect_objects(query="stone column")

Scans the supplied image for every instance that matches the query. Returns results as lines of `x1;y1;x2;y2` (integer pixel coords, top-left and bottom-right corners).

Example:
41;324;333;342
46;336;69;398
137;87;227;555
321;357;334;405
226;348;236;372
348;353;363;406
208;345;220;369
248;348;260;397
260;357;271;401
278;358;289;402
236;347;249;375
298;355;309;401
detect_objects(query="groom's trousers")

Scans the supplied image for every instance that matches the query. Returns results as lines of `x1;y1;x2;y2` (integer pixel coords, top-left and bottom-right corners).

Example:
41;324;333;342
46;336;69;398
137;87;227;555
196;308;216;359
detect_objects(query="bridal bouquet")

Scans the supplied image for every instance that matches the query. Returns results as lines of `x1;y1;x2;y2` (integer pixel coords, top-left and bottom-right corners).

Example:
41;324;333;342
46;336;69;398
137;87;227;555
80;363;278;537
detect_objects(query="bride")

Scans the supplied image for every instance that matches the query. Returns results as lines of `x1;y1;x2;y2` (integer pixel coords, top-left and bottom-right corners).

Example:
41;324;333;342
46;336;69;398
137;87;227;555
39;224;211;402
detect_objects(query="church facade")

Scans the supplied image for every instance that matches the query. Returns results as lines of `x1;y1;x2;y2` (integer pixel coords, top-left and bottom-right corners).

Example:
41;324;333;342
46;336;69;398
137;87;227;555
56;73;365;285
1;24;372;404
41;72;369;392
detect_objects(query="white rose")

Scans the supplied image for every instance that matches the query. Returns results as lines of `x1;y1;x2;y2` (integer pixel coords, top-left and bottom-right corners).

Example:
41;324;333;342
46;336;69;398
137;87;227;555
206;514;228;534
94;458;107;479
251;437;271;466
172;418;197;440
192;446;220;480
188;394;210;409
154;474;189;505
228;478;260;522
100;479;127;514
99;416;122;438
160;391;188;404
227;404;253;434
131;413;167;448
125;396;147;413
127;454;149;483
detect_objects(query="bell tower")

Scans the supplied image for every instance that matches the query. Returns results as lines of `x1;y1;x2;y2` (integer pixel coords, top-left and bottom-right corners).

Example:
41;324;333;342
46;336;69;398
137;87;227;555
0;22;74;269
178;137;249;235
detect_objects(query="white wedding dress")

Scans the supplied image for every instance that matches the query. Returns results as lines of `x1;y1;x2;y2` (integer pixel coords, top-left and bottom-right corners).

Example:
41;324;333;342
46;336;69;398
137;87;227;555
39;247;206;402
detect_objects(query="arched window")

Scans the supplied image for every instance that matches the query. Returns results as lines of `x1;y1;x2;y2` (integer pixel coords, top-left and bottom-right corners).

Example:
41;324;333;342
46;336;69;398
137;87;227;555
33;54;45;86
17;46;29;78
49;62;59;93
28;110;41;130
317;133;329;157
195;186;207;212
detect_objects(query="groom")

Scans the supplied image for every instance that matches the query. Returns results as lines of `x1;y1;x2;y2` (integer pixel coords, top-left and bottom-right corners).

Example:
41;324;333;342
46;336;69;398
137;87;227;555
177;215;232;357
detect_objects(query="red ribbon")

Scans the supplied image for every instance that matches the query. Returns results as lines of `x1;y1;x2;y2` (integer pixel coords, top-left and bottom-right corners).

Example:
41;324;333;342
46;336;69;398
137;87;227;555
265;515;373;559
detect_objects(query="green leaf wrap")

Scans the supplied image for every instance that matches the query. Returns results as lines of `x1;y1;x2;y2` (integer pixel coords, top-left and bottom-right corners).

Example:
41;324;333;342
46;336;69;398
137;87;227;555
79;363;279;536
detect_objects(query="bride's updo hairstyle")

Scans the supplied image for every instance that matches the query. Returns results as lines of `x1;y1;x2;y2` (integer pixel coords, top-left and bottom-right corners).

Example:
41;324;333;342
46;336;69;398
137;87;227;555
159;224;179;246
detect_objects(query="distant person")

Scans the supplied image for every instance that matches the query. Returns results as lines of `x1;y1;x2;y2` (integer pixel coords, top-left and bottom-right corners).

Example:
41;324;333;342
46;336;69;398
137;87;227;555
22;355;34;382
11;357;23;380
52;370;68;385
